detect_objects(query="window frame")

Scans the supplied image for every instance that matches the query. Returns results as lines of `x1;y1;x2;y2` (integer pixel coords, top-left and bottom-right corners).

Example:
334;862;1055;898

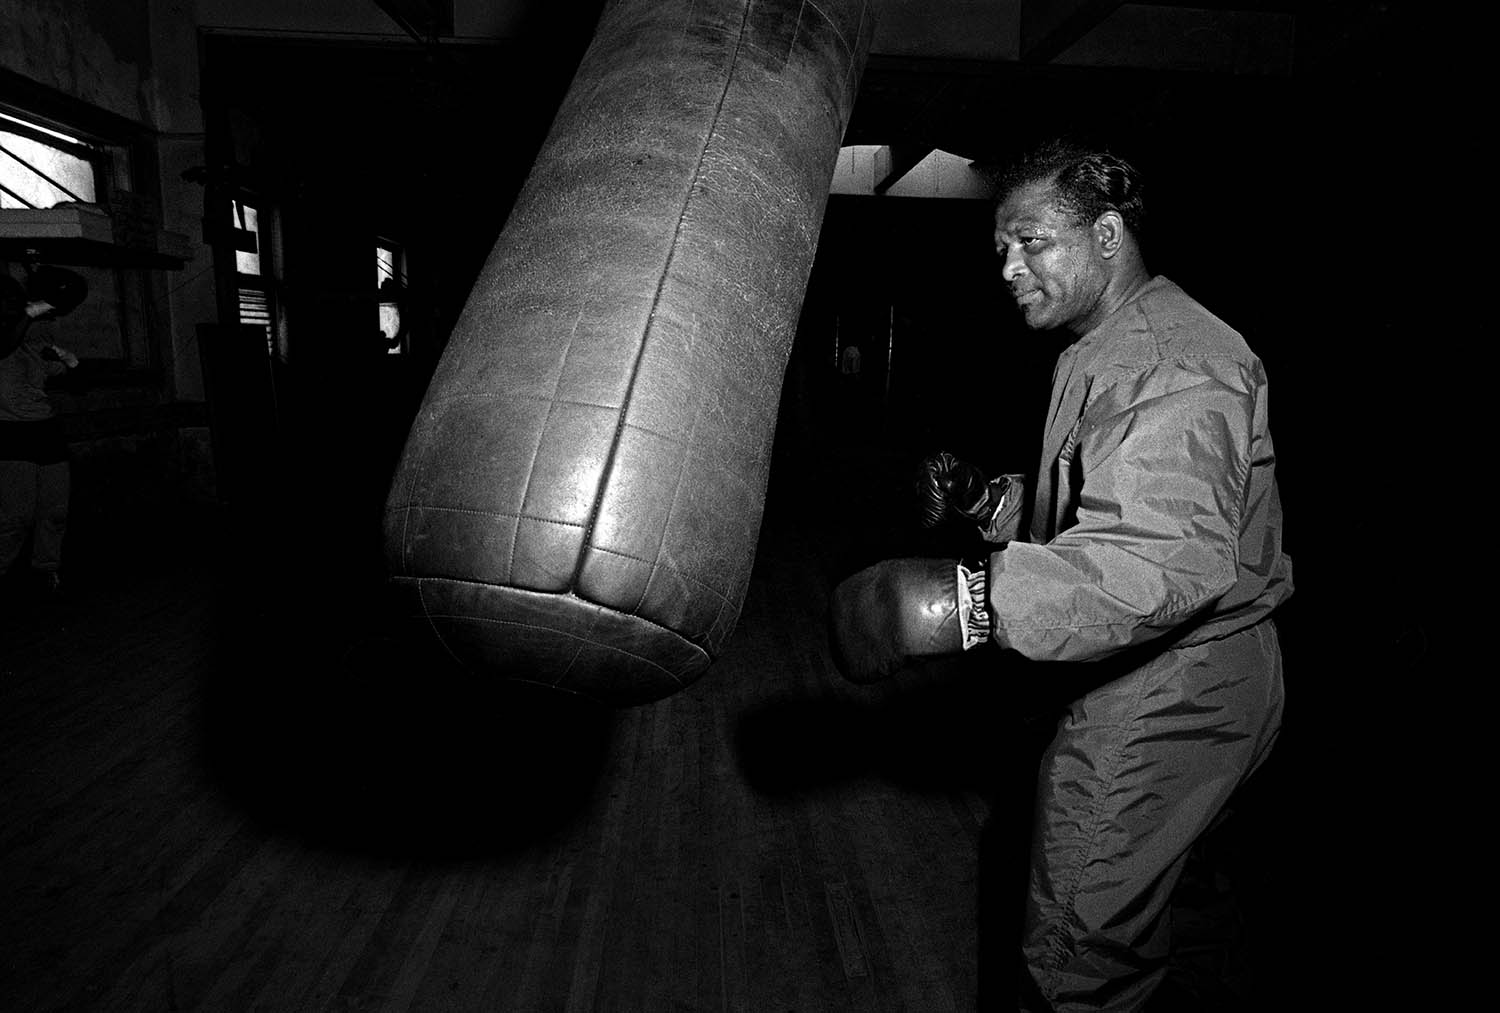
376;236;407;356
0;109;112;209
229;193;286;363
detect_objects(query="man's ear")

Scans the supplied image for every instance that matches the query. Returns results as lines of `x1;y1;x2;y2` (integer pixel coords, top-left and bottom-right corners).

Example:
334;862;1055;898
1093;211;1125;259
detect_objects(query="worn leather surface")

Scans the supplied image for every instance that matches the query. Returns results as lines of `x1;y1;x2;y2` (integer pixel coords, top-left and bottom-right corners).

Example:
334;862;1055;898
828;558;965;685
384;0;875;704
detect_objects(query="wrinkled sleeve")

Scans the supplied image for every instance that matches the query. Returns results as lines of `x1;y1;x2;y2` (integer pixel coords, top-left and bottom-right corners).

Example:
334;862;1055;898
979;474;1026;545
986;362;1254;662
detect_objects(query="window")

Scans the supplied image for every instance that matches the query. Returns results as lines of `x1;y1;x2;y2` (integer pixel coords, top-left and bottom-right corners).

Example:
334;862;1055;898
0;111;99;208
231;196;284;360
377;238;406;355
1;108;151;366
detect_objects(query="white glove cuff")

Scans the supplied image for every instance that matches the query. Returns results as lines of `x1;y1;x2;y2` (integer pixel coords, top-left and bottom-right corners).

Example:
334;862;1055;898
956;563;991;650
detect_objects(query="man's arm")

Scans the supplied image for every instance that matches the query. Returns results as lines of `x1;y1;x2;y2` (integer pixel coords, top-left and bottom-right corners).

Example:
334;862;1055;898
39;341;79;375
978;474;1025;544
985;362;1256;662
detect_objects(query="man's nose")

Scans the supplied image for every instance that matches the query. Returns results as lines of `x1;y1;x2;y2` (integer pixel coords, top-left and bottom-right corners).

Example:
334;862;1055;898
1000;247;1026;283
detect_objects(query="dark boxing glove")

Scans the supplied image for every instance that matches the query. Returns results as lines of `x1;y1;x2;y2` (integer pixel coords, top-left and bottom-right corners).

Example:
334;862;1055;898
829;557;989;684
917;451;1002;528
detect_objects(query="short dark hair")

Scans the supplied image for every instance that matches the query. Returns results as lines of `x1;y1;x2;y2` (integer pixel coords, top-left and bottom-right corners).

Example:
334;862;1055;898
997;138;1146;241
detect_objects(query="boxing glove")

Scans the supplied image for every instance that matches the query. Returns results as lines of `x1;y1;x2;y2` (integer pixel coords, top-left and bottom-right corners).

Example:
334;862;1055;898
917;452;1026;544
829;557;989;684
917;451;1003;527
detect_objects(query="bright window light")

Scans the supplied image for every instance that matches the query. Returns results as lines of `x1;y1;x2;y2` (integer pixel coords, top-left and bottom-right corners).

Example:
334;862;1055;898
0;112;97;208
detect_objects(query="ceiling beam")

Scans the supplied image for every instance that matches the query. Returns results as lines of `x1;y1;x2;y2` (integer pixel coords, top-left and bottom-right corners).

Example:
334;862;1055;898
368;0;451;43
1019;0;1125;64
873;145;935;195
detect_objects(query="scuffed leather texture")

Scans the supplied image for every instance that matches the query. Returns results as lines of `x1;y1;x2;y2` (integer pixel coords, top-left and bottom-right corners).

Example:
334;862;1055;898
384;0;876;706
916;451;990;528
828;557;965;685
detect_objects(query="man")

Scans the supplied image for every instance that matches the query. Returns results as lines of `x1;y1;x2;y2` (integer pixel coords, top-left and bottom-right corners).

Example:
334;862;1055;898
830;139;1292;1010
1;265;86;599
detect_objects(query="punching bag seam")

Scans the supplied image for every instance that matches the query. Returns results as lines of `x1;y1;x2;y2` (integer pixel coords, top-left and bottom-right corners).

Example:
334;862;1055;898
399;486;412;574
401;576;708;677
395;559;730;613
593;541;734;604
506;395;561;584
804;1;851;58
567;0;756;596
412;577;472;672
551;636;589;691
393;573;715;640
422;613;694;685
420;391;632;414
393;504;584;527
789;1;807;64
400;576;701;693
628;409;708;617
418;391;709;452
385;504;734;606
514;300;611;581
842;1;867;97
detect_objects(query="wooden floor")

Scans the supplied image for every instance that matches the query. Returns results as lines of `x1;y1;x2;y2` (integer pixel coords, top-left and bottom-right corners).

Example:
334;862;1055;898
0;455;1302;1011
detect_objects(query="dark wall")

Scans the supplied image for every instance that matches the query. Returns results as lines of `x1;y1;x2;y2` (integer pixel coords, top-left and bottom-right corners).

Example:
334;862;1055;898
197;27;602;572
776;194;1055;543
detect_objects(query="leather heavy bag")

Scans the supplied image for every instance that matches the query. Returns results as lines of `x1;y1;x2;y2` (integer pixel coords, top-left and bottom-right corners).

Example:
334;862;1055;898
383;0;875;705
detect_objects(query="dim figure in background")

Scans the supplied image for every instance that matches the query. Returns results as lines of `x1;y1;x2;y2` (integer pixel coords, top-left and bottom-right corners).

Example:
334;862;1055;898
840;342;862;374
830;140;1292;1011
1;265;88;601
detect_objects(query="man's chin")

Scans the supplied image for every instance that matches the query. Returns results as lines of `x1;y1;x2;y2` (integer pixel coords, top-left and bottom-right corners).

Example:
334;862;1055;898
1021;307;1058;331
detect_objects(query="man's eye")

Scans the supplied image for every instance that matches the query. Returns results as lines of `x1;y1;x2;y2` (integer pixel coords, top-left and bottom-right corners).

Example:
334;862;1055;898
1020;236;1044;248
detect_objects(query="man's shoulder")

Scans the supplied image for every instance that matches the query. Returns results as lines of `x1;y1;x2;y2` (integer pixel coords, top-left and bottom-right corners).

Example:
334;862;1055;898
1082;279;1267;402
1136;277;1250;353
1096;277;1257;369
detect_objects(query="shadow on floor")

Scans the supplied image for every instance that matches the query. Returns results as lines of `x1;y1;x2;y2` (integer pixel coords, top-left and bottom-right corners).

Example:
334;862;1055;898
197;563;619;861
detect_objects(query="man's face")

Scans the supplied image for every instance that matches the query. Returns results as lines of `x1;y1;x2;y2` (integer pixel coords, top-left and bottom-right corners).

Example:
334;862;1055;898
993;180;1108;332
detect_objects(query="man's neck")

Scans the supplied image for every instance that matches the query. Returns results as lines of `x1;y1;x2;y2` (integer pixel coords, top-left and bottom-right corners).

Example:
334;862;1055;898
1071;265;1155;338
